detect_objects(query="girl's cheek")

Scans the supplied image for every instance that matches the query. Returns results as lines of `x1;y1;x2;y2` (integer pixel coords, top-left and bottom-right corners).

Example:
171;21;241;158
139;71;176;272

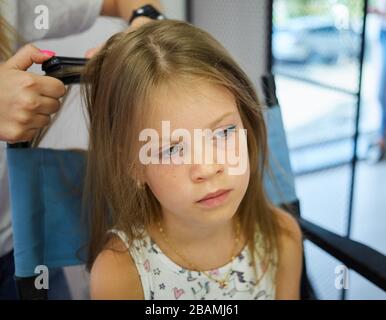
218;131;243;164
147;164;179;188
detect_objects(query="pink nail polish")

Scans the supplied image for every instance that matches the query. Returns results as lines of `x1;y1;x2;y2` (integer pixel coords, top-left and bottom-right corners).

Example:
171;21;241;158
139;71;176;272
40;50;56;57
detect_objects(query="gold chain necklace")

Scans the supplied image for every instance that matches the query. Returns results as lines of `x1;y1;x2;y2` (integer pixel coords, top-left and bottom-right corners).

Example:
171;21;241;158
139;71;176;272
157;220;241;289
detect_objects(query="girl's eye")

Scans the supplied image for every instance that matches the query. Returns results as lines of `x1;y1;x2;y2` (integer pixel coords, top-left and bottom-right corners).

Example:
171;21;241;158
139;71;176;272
215;125;237;139
158;125;237;159
161;143;183;158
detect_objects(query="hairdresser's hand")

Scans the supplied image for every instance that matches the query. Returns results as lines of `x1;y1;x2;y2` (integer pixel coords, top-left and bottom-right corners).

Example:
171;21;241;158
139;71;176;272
85;16;153;58
0;44;66;143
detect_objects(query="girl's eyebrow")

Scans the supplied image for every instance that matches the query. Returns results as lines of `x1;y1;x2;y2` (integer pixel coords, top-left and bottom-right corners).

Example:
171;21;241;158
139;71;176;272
208;111;236;129
160;111;237;146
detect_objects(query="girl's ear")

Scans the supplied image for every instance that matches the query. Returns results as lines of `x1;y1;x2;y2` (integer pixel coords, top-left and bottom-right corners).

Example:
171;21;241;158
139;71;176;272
136;172;148;189
131;165;148;189
136;180;145;189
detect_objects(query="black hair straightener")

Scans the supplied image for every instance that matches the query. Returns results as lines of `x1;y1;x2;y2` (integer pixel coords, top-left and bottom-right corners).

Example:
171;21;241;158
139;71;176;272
8;56;89;149
41;56;89;84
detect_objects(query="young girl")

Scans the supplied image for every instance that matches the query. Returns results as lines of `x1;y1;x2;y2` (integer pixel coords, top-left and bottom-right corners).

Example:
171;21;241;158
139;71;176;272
84;20;303;300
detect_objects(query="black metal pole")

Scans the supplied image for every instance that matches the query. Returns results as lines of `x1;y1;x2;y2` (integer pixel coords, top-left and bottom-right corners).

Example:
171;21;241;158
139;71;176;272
266;0;273;74
342;0;368;301
185;0;192;23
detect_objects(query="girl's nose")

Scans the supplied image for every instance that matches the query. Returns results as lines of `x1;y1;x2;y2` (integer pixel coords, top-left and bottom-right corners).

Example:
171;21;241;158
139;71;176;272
190;163;224;183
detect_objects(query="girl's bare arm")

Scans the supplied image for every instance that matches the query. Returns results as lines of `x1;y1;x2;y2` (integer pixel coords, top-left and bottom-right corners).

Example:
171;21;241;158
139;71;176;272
90;238;144;300
274;209;303;300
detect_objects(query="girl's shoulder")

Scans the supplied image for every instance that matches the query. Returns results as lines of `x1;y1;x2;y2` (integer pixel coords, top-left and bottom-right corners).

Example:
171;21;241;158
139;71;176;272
89;233;144;300
272;207;303;299
274;207;302;243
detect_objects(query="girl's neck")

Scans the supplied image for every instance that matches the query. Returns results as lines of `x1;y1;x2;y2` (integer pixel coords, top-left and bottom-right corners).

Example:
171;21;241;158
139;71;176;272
147;215;247;271
162;214;237;246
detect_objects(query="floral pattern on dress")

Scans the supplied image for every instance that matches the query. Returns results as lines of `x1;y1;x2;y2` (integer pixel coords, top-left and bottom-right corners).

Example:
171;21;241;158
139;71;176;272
112;229;276;300
126;229;276;300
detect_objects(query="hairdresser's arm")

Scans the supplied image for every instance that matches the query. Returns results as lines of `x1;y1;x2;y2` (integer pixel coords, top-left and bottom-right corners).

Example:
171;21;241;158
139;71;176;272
274;209;303;300
101;0;164;21
17;0;105;42
90;237;144;300
0;45;65;143
85;0;164;58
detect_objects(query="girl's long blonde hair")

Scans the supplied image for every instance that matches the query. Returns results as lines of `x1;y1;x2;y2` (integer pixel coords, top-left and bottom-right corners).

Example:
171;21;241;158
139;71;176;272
0;10;13;60
0;0;24;60
82;20;283;279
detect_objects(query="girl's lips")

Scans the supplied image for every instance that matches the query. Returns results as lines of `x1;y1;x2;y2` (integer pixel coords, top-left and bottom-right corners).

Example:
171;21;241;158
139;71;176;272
196;189;232;208
197;189;231;202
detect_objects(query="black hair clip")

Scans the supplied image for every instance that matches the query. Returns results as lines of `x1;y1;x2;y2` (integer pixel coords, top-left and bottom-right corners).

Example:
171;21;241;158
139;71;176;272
42;56;88;84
